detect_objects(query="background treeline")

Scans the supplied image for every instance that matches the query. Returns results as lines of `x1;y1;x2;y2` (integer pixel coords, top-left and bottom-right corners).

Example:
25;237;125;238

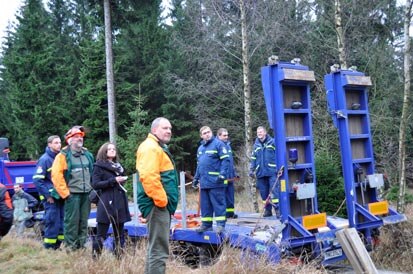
0;0;411;208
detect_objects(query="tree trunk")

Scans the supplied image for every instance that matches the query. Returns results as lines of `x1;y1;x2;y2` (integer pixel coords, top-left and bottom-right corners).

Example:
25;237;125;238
397;0;412;212
240;0;258;212
334;0;347;69
104;0;117;143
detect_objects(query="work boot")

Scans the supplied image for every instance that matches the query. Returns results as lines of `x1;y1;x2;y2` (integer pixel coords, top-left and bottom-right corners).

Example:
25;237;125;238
215;226;225;234
196;226;213;233
226;213;238;219
263;209;273;217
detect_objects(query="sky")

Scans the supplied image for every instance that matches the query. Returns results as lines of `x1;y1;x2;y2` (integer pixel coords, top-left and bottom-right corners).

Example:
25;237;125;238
0;0;23;45
1;1;410;50
0;0;172;49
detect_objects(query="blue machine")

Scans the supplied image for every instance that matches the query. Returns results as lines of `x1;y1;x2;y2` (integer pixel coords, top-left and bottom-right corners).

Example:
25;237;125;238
324;67;406;245
261;58;347;264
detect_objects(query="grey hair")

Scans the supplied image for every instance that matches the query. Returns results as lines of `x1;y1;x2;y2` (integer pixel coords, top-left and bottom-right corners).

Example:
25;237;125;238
151;117;169;130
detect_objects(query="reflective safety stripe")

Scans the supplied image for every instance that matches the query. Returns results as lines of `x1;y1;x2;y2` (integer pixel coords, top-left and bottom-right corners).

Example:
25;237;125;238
251;156;256;160
57;235;64;240
226;208;234;212
268;163;276;167
215;216;226;221
32;175;45;179
208;172;219;175
47;167;52;172
44;238;57;244
266;145;275;150
224;180;228;185
201;217;213;222
220;155;229;159
254;147;261;153
39;195;44;200
205;150;218;154
272;199;279;203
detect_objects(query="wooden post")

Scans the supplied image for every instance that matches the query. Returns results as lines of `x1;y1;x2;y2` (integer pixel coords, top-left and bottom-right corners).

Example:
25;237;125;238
336;228;378;274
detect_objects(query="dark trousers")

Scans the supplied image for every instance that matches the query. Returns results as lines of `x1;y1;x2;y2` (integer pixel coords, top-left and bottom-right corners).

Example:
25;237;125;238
43;199;64;249
93;221;125;258
257;176;278;211
200;187;226;227
0;219;12;237
225;182;236;217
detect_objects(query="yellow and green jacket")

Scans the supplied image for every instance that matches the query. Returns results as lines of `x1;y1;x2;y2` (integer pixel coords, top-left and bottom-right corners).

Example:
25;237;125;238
136;133;179;218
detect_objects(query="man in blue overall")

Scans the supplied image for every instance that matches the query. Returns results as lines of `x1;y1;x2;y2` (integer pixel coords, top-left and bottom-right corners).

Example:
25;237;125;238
193;126;229;233
217;128;238;219
33;135;64;249
249;126;278;217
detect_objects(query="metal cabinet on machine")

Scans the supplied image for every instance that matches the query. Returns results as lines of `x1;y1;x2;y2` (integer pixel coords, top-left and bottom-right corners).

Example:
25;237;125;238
261;58;327;251
324;68;406;245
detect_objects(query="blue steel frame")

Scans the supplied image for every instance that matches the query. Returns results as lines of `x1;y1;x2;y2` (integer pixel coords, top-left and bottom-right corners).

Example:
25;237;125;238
324;69;405;243
261;61;319;249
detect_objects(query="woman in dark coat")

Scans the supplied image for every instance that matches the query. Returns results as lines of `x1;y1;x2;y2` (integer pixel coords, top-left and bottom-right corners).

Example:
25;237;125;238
92;142;130;258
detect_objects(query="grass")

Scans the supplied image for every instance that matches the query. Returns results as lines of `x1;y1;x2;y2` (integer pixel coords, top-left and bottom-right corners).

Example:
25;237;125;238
1;189;412;273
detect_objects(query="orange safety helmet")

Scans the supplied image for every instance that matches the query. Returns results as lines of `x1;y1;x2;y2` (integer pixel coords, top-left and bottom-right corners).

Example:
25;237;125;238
64;126;85;143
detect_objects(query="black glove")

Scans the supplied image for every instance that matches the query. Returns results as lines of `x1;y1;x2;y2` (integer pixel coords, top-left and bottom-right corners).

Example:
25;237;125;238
192;179;200;189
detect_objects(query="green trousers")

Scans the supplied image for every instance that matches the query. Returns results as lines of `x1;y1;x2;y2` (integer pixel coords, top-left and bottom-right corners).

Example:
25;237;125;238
64;193;90;250
144;206;171;274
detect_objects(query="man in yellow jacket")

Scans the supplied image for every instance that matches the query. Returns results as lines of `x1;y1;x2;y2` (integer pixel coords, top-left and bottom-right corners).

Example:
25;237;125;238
136;117;179;274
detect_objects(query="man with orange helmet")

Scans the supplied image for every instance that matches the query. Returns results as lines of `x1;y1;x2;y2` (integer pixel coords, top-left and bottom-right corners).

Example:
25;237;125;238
51;126;94;250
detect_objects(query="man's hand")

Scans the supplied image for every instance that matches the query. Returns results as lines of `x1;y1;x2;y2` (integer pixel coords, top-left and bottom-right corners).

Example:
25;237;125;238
217;175;225;183
192;179;200;189
47;197;54;204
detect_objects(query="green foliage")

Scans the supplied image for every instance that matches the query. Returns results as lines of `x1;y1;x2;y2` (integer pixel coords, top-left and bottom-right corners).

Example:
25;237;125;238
315;151;346;217
116;95;149;176
0;0;77;159
386;186;413;204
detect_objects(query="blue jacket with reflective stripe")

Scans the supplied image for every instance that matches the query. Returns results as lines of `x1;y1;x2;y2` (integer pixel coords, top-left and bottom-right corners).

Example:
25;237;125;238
33;147;58;199
194;136;230;189
249;135;277;178
223;141;237;179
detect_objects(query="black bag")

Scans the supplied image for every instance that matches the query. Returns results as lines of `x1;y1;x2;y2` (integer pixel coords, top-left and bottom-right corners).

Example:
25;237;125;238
24;218;35;228
89;189;101;204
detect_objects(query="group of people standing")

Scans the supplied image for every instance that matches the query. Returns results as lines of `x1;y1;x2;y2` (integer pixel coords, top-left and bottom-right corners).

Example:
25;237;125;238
192;125;279;234
32;125;130;258
1;117;278;274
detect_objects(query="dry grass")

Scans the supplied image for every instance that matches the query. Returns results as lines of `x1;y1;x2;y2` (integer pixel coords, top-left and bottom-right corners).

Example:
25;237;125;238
1;190;412;273
0;234;326;274
371;203;413;273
